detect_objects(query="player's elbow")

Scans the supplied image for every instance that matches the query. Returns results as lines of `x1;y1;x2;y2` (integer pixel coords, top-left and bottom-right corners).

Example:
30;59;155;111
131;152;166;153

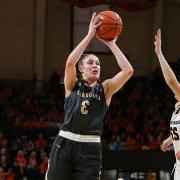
125;67;134;78
129;67;134;76
66;58;75;68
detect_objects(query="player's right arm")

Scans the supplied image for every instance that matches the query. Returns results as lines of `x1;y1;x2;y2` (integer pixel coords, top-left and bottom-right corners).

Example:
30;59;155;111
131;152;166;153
64;13;101;97
98;38;133;106
160;136;173;152
154;29;180;98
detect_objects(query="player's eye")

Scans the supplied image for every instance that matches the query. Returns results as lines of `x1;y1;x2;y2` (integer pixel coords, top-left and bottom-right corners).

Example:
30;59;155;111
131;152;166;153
88;61;93;65
96;62;100;66
87;59;93;65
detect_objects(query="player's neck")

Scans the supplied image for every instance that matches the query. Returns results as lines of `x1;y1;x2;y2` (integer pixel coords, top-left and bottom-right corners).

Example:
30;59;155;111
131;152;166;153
83;79;97;87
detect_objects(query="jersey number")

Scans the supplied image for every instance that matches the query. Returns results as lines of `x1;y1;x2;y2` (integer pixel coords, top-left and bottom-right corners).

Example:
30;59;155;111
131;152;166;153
81;100;90;115
170;127;179;141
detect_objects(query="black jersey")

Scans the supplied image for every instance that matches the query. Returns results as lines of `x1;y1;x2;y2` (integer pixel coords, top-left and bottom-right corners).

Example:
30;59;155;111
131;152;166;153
61;80;108;136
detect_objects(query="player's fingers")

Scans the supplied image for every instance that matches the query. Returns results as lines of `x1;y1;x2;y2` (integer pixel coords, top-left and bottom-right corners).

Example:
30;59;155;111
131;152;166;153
158;28;161;36
94;21;102;28
96;15;103;22
160;143;166;152
157;30;161;40
160;144;163;150
154;42;157;47
155;35;157;41
160;147;164;151
91;12;96;23
94;17;100;24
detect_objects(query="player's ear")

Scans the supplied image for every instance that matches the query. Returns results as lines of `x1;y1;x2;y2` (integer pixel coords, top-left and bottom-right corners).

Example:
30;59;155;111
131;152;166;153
79;65;83;73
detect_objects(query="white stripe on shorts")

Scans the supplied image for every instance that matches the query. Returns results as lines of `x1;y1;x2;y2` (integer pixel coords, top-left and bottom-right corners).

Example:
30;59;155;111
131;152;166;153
59;130;101;143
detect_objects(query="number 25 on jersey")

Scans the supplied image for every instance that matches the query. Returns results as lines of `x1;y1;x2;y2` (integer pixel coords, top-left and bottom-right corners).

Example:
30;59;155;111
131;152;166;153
170;127;180;141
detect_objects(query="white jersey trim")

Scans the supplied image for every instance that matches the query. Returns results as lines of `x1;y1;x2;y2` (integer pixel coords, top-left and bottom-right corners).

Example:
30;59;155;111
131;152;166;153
59;130;101;143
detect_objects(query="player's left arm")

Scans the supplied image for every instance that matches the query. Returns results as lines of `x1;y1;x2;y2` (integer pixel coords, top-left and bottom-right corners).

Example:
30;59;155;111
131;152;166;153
154;29;180;98
160;136;173;152
99;38;134;106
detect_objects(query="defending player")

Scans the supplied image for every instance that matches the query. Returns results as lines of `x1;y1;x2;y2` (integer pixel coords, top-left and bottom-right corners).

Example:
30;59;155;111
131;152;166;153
155;29;180;180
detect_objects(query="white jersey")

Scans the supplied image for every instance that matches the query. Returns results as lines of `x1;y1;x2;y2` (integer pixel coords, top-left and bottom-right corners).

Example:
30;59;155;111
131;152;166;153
170;102;180;162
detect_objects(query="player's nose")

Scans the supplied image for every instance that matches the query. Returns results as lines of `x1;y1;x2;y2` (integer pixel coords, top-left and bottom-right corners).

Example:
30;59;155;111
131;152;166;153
92;62;98;68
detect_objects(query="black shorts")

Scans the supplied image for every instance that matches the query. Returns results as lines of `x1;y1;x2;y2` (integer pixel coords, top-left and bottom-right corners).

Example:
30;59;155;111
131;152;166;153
46;136;102;180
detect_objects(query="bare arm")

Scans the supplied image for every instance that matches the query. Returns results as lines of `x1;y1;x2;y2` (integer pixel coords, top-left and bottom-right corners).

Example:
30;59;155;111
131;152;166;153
154;29;180;98
64;13;101;96
99;39;133;105
160;136;173;152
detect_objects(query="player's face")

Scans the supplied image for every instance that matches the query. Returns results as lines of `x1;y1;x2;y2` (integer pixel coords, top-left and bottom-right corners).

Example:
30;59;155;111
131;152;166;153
81;55;101;82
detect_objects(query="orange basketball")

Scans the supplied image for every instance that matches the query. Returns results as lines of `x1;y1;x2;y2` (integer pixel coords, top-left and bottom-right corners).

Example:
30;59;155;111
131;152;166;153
96;10;123;40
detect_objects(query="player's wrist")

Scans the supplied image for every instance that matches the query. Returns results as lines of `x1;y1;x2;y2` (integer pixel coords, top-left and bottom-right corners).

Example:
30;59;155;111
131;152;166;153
87;31;95;38
157;50;163;57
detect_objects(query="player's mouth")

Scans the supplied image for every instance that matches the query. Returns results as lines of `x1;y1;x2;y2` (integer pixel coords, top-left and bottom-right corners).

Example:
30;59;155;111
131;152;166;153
92;69;99;74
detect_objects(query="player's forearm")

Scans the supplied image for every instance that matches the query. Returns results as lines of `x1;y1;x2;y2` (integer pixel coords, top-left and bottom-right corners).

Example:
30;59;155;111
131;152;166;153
109;44;133;73
66;34;94;66
157;52;177;85
164;136;173;146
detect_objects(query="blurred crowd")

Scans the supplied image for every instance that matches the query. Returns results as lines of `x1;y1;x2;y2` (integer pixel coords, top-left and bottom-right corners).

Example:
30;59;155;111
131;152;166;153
0;60;180;179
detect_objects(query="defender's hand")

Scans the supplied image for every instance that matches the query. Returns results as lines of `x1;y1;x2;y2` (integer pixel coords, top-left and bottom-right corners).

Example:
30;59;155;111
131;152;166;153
160;139;171;152
154;29;162;55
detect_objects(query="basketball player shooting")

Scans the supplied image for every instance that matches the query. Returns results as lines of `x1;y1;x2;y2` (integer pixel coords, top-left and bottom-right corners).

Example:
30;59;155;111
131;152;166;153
45;12;133;180
155;29;180;180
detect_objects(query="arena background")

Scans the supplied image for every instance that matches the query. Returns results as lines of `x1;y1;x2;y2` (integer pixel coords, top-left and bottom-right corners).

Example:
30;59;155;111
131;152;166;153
0;0;180;179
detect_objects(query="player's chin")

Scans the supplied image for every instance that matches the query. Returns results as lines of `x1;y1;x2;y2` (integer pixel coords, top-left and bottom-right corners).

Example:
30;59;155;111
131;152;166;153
94;74;100;80
90;75;100;82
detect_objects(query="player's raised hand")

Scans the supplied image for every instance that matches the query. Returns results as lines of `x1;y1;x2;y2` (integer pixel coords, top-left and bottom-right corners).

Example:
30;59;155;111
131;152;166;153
154;29;162;55
88;13;102;37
